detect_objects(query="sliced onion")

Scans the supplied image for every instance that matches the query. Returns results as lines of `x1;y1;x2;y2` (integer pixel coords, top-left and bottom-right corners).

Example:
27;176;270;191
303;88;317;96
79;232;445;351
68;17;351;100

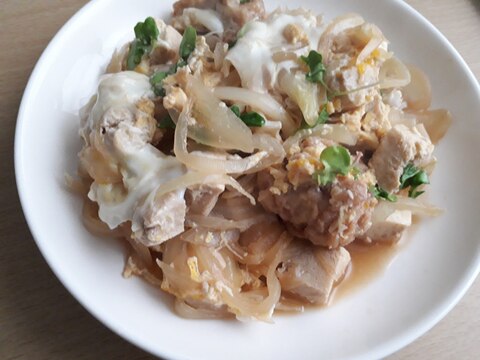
356;35;383;64
152;170;255;205
82;199;125;238
379;57;411;89
174;101;268;174
394;196;443;217
402;64;432;110
410;109;452;144
213;86;296;136
318;13;365;58
187;75;254;153
278;70;320;126
245;134;286;173
174;299;229;319
123;255;163;287
283;124;358;154
181;8;224;34
221;235;289;321
186;214;273;231
106;44;129;73
389;108;417;127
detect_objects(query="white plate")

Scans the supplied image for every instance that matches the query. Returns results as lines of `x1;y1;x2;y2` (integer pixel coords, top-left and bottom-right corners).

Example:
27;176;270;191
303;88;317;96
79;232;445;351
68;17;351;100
15;0;480;359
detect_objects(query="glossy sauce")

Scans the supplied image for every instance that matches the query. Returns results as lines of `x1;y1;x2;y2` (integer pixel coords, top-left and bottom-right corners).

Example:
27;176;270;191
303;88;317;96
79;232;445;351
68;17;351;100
333;219;420;301
333;242;400;301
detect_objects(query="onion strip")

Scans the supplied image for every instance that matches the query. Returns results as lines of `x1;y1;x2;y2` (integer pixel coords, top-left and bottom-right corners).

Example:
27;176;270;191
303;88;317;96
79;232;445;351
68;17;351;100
213;86;297;136
174;101;268;174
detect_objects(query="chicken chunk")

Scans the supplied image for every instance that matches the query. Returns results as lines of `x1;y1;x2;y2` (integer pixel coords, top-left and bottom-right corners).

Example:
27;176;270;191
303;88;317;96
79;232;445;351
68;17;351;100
258;134;376;248
258;171;376;248
216;0;266;42
186;183;225;216
277;240;351;304
172;0;265;43
369;124;434;192
362;201;412;243
132;190;187;247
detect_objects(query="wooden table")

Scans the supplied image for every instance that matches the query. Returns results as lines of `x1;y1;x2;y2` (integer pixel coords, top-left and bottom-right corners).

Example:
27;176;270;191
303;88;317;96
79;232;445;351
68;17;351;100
1;0;479;359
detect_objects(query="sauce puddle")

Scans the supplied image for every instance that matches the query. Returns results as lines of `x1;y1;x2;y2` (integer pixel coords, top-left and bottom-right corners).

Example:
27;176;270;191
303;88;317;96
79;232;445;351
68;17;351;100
333;242;399;301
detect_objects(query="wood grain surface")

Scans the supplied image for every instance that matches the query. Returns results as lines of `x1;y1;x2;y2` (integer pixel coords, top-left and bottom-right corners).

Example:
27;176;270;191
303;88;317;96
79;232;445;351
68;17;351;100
1;1;479;359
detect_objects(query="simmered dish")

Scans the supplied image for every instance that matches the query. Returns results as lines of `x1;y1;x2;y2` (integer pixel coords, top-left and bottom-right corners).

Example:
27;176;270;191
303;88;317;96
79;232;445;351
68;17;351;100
74;0;451;320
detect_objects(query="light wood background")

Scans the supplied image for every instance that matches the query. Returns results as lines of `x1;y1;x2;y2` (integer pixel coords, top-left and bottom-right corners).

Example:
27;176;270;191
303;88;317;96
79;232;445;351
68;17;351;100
1;0;479;359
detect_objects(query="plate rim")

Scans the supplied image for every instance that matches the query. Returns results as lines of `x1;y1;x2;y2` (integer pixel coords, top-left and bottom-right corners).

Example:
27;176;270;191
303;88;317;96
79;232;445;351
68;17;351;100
14;0;480;359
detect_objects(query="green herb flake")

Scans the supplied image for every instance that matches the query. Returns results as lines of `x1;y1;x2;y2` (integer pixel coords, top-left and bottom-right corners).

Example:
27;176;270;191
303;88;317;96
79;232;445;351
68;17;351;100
230;105;241;118
150;71;168;96
157;114;176;129
317;106;329;124
314;145;351;186
300;50;327;87
127;17;160;70
240;0;250;4
399;163;429;198
370;184;397;202
126;41;146;71
179;26;197;61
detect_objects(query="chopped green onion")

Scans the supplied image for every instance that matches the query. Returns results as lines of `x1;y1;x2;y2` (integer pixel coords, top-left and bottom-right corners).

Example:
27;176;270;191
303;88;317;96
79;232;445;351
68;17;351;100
240;112;265;127
230;105;241;117
126;41;145;71
126;17;159;70
230;105;265;127
240;0;250;4
150;71;168;96
179;26;197;61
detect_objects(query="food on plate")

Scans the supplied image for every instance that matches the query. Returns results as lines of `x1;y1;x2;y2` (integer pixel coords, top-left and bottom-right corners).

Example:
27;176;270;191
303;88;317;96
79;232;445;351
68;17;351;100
72;0;450;321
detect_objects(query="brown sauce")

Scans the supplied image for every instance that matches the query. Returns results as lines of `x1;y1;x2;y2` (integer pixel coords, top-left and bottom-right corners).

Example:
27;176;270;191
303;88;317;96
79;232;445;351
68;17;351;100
333;219;420;302
332;242;400;301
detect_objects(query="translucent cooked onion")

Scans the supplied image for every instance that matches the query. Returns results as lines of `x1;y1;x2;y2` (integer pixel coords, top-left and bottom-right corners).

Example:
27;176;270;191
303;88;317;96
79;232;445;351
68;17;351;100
402;64;432;110
388;108;417;127
152;170;255;205
82;198;125;238
356;35;383;64
174;102;269;174
283;124;358;153
379;57;411;89
79;133;121;184
394;196;443;217
237;222;286;265
318;13;365;58
106;44;129;73
220;235;289;320
187;214;274;231
187;76;254;153
123;255;162;287
411;109;452;144
174;299;229;319
246;134;286;173
278;70;320;127
125;235;152;267
213;86;297;136
181;8;224;34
